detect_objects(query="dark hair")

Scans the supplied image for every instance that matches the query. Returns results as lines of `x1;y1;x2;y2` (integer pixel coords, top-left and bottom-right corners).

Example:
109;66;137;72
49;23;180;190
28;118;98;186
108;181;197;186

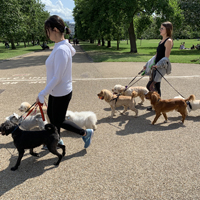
45;15;71;39
162;21;173;38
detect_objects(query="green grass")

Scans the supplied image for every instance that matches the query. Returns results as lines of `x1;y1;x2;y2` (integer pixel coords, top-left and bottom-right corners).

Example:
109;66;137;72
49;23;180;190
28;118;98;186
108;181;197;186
80;39;200;64
0;42;55;60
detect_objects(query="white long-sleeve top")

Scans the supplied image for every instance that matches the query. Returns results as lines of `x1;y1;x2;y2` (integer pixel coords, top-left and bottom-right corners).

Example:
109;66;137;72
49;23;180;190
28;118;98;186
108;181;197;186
38;40;76;103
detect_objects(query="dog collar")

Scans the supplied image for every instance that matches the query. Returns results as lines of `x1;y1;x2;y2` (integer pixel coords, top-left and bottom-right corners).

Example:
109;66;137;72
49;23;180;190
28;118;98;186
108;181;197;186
186;101;192;109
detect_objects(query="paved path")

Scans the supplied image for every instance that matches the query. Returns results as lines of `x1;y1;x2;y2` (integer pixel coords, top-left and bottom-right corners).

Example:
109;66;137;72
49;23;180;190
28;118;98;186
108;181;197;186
0;45;200;200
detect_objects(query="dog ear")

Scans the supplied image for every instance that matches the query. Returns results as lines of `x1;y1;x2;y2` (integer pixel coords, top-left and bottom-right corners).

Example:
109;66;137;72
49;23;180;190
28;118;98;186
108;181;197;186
132;91;138;97
103;90;111;102
151;93;158;104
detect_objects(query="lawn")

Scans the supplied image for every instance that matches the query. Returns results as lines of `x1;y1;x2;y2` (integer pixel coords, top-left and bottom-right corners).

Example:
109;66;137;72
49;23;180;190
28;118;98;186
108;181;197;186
0;42;55;60
80;39;200;64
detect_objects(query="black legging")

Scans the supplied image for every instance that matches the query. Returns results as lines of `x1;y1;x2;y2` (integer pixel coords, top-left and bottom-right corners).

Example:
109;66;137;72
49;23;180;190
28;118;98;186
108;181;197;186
146;80;161;96
146;69;161;96
47;92;85;136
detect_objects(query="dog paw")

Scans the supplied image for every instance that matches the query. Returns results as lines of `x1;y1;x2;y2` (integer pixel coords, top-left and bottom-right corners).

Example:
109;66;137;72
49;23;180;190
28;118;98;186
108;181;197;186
54;162;60;166
164;120;168;123
11;167;18;171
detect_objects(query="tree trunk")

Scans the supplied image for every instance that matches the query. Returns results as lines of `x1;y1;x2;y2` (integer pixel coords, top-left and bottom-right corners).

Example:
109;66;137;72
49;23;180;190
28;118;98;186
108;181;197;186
107;40;111;48
10;38;16;49
23;40;26;47
128;20;137;53
98;39;101;46
32;34;35;46
117;33;120;50
102;38;105;46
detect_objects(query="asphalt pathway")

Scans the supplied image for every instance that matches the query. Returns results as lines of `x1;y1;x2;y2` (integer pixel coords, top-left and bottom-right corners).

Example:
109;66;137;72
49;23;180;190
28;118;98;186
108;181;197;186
0;44;200;199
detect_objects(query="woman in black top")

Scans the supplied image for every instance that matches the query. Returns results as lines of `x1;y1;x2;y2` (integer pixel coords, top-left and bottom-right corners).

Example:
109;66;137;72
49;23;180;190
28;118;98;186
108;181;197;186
144;21;173;110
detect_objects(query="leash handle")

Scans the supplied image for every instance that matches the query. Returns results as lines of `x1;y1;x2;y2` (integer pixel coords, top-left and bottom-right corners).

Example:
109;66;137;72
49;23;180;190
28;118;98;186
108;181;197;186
37;102;45;121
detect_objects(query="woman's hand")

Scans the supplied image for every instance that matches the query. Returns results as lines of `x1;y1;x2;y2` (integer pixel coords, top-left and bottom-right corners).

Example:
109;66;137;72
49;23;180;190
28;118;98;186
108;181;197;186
36;96;39;104
152;65;157;69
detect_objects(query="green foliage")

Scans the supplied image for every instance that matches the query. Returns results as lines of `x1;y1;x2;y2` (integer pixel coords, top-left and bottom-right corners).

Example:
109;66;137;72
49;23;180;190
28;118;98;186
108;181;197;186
73;0;192;53
0;0;50;49
179;0;200;31
80;39;200;64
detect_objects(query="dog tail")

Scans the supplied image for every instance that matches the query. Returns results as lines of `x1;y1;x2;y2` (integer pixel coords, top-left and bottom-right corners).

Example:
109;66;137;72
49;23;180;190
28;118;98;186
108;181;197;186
184;95;195;102
131;91;138;99
45;124;57;133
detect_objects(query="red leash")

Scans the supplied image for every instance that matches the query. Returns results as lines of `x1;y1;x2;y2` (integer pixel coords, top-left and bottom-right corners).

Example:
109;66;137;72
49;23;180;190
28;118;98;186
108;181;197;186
24;102;45;121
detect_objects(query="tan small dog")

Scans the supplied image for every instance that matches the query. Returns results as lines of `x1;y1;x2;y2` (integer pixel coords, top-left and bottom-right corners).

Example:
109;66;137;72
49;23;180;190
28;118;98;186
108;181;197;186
145;91;195;125
97;89;138;118
19;102;49;122
112;84;148;105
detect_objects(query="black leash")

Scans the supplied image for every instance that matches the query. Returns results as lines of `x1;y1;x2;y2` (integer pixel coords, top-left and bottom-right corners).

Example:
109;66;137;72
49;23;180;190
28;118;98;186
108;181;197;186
111;69;145;105
124;69;144;91
155;68;185;98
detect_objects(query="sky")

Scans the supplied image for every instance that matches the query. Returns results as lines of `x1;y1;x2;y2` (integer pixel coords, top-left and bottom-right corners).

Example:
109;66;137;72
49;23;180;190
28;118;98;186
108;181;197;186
40;0;75;23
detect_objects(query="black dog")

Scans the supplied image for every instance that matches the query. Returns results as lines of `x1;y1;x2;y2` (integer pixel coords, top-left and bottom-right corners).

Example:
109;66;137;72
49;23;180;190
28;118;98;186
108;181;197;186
0;121;65;171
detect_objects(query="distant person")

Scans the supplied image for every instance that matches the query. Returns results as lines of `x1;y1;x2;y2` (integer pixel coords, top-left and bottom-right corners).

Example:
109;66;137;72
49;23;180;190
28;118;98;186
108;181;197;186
73;38;76;46
5;41;9;48
191;45;195;49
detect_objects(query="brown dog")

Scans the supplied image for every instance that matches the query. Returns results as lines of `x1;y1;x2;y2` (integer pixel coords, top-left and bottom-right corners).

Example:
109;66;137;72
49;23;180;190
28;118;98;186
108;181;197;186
145;91;195;125
97;89;138;118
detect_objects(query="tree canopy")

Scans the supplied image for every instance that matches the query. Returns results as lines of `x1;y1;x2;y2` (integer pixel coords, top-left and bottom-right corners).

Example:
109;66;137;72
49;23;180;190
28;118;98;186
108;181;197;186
0;0;50;49
73;0;198;52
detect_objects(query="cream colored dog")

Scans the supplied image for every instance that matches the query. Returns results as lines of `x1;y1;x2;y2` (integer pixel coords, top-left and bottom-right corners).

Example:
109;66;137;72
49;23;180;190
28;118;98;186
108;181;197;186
97;89;138;118
112;84;148;105
18;102;49;122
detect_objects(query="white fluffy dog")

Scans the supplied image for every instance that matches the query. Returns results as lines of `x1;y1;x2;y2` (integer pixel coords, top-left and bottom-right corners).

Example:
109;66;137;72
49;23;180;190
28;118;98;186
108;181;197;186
6;113;46;131
66;110;97;130
112;84;148;105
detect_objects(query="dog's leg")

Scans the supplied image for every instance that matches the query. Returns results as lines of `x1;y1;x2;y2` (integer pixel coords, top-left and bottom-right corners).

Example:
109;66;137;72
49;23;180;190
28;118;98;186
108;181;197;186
30;148;39;157
179;112;186;124
139;95;145;105
162;113;168;123
57;144;66;157
11;149;25;171
152;112;162;125
110;107;115;118
121;106;128;115
130;107;138;117
92;124;97;130
48;143;65;166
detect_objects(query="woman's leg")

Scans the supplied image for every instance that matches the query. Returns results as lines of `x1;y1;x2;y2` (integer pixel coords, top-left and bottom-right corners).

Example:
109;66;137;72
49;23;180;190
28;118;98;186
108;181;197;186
47;92;93;148
47;92;85;135
155;82;161;96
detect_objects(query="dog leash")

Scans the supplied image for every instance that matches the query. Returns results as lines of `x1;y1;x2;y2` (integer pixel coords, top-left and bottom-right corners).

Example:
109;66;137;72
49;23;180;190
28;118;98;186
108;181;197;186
155;68;185;98
124;69;144;91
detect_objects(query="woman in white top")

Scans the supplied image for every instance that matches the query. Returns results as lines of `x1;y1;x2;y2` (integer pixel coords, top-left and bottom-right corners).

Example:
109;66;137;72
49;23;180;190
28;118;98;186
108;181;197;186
36;15;93;148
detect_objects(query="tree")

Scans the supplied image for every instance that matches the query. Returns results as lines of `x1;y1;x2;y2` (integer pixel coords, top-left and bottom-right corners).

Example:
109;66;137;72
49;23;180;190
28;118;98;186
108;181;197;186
0;0;25;49
179;0;200;31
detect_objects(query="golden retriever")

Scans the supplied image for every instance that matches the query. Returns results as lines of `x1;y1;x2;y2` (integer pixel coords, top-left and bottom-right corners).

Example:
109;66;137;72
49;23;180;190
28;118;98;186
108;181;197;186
112;84;148;105
97;89;138;118
145;91;195;125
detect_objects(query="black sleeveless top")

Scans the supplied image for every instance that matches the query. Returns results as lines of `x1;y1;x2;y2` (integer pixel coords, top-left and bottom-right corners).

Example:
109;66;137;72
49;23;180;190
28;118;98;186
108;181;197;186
155;38;169;64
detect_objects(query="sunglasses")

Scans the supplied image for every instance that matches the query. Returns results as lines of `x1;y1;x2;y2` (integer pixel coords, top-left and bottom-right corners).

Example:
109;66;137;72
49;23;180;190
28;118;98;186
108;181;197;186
159;27;165;31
